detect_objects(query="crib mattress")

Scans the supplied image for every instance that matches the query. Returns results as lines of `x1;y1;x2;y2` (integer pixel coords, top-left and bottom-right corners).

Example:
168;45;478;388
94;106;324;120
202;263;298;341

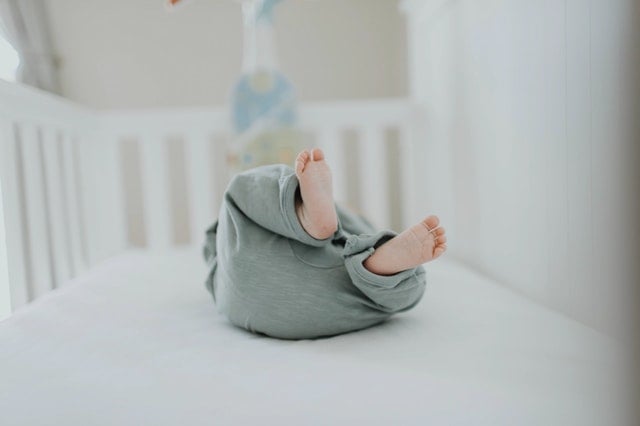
0;249;629;425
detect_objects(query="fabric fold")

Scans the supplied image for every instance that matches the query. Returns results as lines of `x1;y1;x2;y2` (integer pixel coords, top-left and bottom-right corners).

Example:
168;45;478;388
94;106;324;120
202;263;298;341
342;231;427;313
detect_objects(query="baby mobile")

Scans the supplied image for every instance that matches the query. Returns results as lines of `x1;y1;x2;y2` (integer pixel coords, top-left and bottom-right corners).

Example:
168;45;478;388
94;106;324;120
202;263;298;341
167;0;304;172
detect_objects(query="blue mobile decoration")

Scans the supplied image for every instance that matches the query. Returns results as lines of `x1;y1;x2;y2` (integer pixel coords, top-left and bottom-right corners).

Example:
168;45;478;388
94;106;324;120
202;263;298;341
229;0;303;171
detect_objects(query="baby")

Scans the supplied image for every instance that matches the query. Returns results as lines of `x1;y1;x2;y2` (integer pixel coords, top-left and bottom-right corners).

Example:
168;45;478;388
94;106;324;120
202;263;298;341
203;148;447;339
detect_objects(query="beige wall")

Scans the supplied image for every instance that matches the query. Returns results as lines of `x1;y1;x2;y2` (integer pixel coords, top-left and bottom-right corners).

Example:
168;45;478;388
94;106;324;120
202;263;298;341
44;0;408;249
46;0;407;109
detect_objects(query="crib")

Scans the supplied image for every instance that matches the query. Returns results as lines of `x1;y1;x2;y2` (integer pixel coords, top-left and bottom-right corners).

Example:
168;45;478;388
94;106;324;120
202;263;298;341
0;79;424;312
0;78;629;425
0;1;633;423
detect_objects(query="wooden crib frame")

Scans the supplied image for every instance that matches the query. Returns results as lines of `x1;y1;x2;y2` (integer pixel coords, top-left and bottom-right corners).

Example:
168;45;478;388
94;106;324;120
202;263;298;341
0;80;422;318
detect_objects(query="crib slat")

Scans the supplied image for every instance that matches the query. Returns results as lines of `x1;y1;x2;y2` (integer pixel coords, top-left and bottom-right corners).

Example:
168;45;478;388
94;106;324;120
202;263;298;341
0;120;29;310
20;125;54;299
212;132;230;213
61;133;86;275
42;129;71;287
99;134;128;258
318;128;348;205
140;135;171;249
359;126;389;229
185;133;215;247
397;125;416;229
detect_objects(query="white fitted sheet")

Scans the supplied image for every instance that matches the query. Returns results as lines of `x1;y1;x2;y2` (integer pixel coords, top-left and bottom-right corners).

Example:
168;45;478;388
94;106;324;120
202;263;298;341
0;249;629;425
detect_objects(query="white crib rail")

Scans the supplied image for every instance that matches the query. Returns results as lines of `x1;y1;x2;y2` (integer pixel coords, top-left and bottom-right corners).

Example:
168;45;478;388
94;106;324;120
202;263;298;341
0;80;418;316
100;110;232;250
0;82;96;312
101;99;417;250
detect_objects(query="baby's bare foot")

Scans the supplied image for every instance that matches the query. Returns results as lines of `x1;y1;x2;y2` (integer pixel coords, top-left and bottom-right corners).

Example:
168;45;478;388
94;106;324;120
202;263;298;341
364;215;447;275
295;148;338;240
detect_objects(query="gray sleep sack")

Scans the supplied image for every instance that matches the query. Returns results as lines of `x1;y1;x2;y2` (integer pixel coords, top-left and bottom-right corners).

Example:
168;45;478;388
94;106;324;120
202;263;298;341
203;164;426;339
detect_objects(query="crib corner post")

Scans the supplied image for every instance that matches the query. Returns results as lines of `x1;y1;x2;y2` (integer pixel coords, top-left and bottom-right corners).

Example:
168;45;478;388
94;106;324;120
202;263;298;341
0;119;28;319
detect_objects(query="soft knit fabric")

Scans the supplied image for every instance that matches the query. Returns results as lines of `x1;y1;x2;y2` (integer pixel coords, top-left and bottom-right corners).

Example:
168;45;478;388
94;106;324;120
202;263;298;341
203;164;426;339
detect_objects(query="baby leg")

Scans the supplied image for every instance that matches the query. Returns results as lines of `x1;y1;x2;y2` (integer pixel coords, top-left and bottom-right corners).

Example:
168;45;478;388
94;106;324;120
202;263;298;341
343;231;427;314
364;216;447;276
294;148;339;240
223;162;337;247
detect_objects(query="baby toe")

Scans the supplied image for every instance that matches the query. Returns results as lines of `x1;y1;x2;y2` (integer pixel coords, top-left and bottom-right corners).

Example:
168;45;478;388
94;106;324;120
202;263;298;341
422;215;440;232
295;150;310;173
310;147;325;162
433;245;447;258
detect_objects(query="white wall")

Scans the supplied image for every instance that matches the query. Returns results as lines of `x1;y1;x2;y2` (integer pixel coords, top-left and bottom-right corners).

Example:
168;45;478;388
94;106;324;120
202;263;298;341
405;0;639;336
46;0;407;109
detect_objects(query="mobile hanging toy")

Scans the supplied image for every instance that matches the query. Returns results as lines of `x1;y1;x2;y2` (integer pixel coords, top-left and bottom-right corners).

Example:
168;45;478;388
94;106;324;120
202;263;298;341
167;0;304;171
